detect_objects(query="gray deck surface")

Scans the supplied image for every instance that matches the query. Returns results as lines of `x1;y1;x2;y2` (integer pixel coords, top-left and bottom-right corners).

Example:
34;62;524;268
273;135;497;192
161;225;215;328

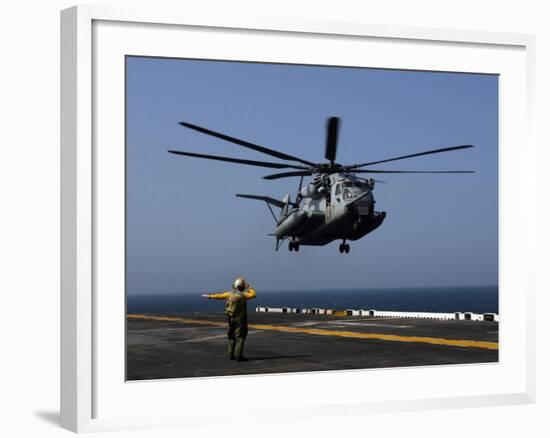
126;312;498;380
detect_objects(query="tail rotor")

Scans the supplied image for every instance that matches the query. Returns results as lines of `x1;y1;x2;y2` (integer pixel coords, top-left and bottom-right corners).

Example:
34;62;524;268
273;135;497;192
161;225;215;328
279;194;291;221
295;175;304;204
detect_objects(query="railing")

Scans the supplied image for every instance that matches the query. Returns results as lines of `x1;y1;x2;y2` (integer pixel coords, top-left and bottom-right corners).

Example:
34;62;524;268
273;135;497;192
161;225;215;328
255;306;499;322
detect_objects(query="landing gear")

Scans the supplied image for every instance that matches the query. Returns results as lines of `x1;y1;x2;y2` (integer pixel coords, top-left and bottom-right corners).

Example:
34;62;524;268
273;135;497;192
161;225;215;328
288;241;300;252
338;241;350;254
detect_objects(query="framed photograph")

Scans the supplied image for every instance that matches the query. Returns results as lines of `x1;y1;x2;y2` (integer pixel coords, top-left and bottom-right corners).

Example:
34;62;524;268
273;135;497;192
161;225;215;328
61;5;536;433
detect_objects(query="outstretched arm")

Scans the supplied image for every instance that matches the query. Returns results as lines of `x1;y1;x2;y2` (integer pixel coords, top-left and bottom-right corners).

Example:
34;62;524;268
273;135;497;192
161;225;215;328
202;291;231;299
243;286;257;300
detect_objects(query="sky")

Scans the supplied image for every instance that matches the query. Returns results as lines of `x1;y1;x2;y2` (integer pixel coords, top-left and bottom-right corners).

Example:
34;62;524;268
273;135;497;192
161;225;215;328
125;56;498;295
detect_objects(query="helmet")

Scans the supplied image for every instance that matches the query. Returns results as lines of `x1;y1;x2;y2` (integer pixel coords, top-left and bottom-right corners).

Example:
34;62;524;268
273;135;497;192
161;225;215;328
233;277;246;291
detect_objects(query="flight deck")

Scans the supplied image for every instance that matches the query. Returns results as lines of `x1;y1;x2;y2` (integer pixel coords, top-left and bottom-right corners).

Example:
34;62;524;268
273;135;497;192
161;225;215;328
126;312;498;380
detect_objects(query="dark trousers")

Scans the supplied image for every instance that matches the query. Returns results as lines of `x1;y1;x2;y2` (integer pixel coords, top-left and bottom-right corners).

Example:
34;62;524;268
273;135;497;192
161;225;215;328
227;315;248;358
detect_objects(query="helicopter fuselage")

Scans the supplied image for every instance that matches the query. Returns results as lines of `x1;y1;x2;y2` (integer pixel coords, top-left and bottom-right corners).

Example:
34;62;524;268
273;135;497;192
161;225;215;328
274;173;386;247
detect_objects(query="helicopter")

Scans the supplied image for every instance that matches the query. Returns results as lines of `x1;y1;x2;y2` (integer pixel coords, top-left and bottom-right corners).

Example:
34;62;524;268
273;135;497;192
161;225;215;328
168;117;474;254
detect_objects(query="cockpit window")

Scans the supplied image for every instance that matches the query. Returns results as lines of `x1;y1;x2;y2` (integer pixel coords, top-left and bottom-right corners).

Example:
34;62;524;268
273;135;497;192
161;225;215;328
335;184;341;196
343;188;354;200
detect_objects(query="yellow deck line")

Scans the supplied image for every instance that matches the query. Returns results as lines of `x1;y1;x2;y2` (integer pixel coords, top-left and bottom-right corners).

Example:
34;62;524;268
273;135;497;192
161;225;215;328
127;314;498;350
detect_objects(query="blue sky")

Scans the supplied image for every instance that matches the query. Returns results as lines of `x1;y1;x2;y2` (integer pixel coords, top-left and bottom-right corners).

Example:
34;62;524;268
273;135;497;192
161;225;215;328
126;56;498;295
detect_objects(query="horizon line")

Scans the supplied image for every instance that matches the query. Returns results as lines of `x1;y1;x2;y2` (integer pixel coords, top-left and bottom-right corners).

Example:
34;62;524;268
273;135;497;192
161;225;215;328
127;284;499;297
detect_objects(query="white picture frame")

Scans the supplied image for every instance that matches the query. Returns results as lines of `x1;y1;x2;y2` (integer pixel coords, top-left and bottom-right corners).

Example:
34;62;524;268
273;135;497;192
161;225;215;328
61;5;536;433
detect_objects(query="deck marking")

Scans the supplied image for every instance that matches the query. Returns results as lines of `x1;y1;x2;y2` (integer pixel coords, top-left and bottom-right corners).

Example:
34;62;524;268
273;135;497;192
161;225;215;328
175;331;264;344
175;334;229;343
325;321;413;328
127;314;498;350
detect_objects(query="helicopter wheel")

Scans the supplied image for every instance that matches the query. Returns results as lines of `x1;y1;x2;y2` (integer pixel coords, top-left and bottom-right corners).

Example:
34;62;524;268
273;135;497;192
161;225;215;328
295;244;300;252
339;242;350;254
288;241;295;252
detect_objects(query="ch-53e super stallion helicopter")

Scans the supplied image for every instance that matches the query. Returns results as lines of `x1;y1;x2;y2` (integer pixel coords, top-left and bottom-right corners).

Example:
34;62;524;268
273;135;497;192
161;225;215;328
169;117;473;254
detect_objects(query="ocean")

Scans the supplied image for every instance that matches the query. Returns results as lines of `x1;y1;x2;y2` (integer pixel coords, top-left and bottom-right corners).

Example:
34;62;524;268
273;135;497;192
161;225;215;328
127;286;498;315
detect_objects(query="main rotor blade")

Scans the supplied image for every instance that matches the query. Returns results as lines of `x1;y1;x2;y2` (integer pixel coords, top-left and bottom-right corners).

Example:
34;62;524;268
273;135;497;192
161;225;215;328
349;144;474;169
352;169;475;174
168;150;309;170
179;121;316;166
325;117;339;163
262;170;314;180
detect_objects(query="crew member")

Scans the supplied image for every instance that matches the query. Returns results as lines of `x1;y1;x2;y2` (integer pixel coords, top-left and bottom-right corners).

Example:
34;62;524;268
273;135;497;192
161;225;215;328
202;277;257;361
